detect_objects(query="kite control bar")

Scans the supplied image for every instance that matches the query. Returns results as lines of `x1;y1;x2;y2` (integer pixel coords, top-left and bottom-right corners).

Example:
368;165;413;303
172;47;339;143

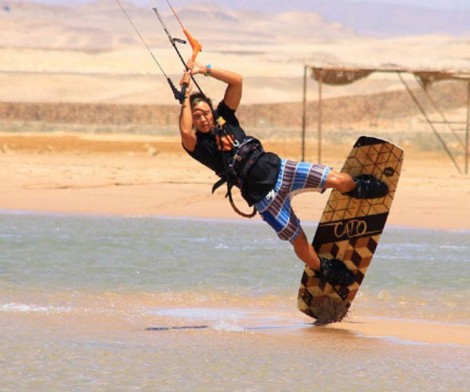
152;6;205;97
114;0;205;104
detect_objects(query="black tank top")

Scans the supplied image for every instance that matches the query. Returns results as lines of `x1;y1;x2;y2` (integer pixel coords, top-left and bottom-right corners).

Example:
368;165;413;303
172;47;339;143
185;101;281;205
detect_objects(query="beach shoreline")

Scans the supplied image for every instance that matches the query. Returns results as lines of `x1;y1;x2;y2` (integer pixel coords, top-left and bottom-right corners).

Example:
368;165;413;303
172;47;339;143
1;132;469;347
1;132;469;231
2;287;470;346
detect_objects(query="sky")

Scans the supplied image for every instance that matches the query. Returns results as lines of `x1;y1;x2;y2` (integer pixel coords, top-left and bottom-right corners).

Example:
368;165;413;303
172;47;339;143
31;0;470;11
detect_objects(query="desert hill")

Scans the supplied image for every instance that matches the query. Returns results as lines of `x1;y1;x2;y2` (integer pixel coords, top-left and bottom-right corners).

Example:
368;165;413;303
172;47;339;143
1;0;469;148
0;0;353;50
0;78;466;138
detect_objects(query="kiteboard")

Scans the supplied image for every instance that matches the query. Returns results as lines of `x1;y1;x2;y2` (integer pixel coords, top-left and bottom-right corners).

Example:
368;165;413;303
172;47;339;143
297;136;404;324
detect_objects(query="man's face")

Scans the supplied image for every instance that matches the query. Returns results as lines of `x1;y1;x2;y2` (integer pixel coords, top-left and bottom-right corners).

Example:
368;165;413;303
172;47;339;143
192;101;214;133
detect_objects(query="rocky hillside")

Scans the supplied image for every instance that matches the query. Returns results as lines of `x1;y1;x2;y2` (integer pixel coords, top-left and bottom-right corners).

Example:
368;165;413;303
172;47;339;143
0;79;466;136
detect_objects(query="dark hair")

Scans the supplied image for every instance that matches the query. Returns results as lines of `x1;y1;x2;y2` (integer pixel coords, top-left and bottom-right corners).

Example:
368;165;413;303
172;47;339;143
189;92;214;112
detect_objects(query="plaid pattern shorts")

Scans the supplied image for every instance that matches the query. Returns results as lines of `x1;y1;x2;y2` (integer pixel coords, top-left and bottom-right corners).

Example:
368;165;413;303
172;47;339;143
255;159;331;242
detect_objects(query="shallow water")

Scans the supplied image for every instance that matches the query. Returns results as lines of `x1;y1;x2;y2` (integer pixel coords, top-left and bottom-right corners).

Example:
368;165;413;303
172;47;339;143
1;213;469;391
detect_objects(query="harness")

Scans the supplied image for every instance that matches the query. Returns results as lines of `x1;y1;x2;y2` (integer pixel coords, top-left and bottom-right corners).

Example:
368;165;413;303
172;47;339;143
211;117;264;218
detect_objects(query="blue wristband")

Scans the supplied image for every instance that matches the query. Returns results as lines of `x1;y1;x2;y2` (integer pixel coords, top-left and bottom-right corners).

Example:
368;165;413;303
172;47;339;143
205;64;212;77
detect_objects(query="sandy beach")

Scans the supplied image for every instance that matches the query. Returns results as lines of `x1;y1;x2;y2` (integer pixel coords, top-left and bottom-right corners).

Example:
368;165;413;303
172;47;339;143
1;132;469;230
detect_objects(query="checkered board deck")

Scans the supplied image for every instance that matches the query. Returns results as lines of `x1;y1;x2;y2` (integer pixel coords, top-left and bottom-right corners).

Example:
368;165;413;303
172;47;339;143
297;136;404;324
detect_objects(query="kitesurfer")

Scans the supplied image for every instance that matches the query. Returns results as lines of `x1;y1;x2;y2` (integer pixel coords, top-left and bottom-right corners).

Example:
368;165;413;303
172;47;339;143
178;62;388;287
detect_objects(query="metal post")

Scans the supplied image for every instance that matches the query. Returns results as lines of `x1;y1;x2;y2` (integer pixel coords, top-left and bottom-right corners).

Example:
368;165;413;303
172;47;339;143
318;70;323;164
301;65;308;162
399;72;462;174
466;81;470;174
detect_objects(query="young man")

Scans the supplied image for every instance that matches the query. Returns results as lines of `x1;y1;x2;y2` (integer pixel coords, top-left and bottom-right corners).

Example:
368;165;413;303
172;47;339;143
179;62;388;287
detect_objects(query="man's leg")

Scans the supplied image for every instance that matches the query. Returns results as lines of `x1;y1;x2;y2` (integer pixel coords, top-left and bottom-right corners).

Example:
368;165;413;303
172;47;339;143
324;171;355;193
291;230;320;271
291;229;356;287
324;170;388;199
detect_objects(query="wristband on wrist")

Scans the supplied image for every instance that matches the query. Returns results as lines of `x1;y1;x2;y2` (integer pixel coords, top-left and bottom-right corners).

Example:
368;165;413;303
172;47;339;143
204;64;212;77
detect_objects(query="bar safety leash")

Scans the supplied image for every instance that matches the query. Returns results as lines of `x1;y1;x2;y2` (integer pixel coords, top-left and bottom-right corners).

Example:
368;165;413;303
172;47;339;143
114;0;186;103
152;5;205;96
214;118;257;219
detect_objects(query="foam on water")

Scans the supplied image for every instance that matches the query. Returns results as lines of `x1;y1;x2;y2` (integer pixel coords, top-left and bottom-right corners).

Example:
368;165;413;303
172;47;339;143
0;303;71;314
149;307;249;321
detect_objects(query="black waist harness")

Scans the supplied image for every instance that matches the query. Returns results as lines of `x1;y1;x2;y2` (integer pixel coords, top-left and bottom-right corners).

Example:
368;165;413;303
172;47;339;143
212;118;264;218
231;137;265;179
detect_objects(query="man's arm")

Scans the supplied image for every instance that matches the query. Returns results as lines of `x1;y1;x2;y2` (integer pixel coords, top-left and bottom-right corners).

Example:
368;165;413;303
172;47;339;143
178;63;243;151
191;63;243;111
179;72;197;152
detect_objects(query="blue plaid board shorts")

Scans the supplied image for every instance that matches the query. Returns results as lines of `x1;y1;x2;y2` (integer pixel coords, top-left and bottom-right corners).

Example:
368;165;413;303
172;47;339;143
255;159;331;242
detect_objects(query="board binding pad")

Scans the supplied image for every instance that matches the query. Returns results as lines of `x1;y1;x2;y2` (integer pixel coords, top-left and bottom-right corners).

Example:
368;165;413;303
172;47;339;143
297;136;403;324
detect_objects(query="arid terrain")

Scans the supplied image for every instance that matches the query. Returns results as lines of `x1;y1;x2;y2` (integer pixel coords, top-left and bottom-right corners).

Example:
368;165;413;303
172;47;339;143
1;0;469;229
